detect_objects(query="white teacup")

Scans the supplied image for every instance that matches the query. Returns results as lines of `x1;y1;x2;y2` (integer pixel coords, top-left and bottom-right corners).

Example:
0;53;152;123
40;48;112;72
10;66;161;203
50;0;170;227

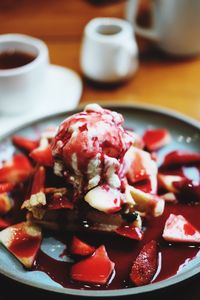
126;0;200;56
0;34;49;115
80;18;138;83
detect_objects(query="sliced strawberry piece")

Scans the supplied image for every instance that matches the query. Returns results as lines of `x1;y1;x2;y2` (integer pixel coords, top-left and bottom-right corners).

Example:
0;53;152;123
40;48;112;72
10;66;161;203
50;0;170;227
0;182;14;193
130;240;158;286
124;147;158;194
163;214;200;243
158;174;185;193
162;150;200;168
31;166;46;195
0;193;13;215
70;236;95;256
12;135;39;152
0;218;11;230
143;128;171;151
114;224;143;240
0;221;42;268
0;154;32;185
84;185;122;214
30;145;54;167
125;147;157;183
71;245;115;285
21;166;46;210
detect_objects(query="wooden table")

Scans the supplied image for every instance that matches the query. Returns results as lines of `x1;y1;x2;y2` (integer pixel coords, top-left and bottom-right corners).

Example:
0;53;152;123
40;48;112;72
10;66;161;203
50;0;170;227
0;1;200;299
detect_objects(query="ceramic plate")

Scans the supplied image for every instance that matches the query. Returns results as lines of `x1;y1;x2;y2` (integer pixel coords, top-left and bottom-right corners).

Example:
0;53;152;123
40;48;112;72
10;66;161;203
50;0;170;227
0;104;200;298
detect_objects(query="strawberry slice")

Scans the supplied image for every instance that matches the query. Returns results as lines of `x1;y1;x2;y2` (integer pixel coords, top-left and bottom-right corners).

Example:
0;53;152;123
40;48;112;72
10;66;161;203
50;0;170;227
0;182;14;193
114;224;143;240
125;147;158;188
30;145;54;167
162;150;200;168
0;193;13;215
0;221;42;268
124;146;158;194
31;166;46;195
158;174;185;193
21;166;46;210
130;240;158;286
70;236;95;256
71;245;115;285
0;218;11;230
0;154;32;185
12;135;39;152
143;128;171;151
163;214;200;243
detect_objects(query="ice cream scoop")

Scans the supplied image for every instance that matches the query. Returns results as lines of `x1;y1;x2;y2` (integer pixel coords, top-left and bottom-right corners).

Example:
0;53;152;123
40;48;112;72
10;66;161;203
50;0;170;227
51;104;133;200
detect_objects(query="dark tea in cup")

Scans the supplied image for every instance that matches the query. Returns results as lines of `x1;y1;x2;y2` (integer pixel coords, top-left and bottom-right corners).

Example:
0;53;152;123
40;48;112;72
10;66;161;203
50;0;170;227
0;49;36;69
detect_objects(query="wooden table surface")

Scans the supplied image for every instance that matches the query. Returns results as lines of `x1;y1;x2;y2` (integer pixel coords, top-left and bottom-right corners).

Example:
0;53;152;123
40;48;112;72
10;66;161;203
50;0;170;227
0;1;200;299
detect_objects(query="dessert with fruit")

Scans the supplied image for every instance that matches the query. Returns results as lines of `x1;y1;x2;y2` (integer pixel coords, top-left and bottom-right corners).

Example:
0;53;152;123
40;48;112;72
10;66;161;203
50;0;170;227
0;104;200;289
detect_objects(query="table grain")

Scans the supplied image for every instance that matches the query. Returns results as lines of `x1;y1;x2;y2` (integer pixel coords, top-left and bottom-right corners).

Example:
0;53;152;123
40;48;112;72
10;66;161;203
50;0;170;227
0;0;200;299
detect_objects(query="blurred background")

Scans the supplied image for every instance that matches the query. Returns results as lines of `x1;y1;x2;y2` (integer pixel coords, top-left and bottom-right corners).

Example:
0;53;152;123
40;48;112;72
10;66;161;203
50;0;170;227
0;0;200;121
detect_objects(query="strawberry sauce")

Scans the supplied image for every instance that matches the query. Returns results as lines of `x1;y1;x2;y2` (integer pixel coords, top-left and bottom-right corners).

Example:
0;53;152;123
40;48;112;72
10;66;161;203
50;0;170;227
32;199;200;290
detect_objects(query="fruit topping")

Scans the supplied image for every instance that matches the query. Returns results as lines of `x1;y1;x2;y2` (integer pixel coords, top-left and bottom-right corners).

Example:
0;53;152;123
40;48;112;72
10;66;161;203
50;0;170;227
129;186;165;217
160;192;178;203
143;128;171;151
0;193;13;215
162;150;200;168
130;240;158;286
158;174;185;193
70;236;95;256
0;182;14;193
0;218;11;230
125;147;158;194
84;185;123;214
114;224;143;240
71;245;115;284
12;135;39;152
21;166;46;219
30;144;54;167
30;166;46;195
0;221;42;268
163;214;200;243
0;154;33;185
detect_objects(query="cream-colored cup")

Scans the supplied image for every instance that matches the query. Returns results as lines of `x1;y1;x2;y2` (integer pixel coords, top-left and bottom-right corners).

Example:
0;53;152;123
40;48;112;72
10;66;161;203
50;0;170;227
0;34;49;115
80;18;138;83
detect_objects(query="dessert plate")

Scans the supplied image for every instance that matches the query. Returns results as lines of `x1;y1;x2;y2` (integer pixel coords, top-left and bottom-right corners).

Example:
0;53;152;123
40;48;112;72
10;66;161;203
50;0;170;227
0;104;200;298
0;64;83;136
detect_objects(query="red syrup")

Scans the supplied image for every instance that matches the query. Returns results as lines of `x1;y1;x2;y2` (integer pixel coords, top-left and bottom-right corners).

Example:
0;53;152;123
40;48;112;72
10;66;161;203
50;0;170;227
3;159;200;290
31;200;200;290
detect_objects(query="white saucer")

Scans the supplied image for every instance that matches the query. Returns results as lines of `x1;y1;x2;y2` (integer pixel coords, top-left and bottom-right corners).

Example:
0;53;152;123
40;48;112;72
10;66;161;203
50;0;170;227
0;64;83;136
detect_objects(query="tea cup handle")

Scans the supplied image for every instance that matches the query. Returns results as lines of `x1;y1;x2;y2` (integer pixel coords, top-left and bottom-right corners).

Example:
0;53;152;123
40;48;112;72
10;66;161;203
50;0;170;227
126;0;159;41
